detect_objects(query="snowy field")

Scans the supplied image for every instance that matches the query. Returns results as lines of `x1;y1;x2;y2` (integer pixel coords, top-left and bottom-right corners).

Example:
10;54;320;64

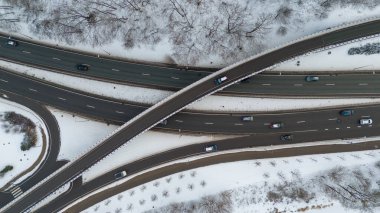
275;36;380;71
2;61;380;113
82;150;380;213
1;0;380;66
0;98;46;188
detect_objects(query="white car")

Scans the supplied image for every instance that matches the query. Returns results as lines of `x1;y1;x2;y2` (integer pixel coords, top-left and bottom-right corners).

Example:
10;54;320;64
114;170;127;179
359;118;372;125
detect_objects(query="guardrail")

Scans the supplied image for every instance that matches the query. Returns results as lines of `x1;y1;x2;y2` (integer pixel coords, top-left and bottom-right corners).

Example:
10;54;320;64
3;15;380;213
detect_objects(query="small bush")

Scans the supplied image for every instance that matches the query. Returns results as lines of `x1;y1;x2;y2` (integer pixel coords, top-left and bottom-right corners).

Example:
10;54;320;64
0;165;13;177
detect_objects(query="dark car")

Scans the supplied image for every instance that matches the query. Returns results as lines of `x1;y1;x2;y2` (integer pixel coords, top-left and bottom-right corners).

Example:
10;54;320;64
340;109;354;116
280;134;293;141
305;76;319;82
240;77;251;83
114;170;127;179
77;64;90;71
269;122;284;129
6;40;18;46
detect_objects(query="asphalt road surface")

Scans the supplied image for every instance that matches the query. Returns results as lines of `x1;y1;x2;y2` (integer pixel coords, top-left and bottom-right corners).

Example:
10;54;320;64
3;35;380;97
0;90;66;208
0;69;379;135
4;19;380;213
39;127;380;213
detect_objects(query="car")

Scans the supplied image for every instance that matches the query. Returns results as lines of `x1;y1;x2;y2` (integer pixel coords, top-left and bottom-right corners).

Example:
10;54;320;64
241;116;253;122
305;76;319;82
359;118;373;125
204;144;217;152
240;77;251;83
340;109;354;116
77;64;90;71
280;134;293;141
114;170;127;179
214;76;228;85
269;122;284;129
7;40;18;46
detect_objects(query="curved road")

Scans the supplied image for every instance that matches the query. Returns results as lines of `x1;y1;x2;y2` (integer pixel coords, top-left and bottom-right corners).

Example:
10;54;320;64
0;90;66;207
4;19;380;213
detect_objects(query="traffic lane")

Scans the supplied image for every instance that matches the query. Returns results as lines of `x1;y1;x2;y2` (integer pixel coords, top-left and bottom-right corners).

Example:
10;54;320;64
0;36;208;87
35;125;380;213
6;19;380;213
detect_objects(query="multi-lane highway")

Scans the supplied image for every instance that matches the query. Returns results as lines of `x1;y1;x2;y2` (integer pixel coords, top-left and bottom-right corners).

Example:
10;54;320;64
1;68;380;136
4;19;380;213
0;90;66;207
3;34;380;97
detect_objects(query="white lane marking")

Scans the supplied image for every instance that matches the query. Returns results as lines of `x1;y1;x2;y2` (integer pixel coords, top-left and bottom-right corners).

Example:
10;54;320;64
2;94;8;98
297;129;318;133
234;123;243;126
22;50;31;54
0;79;8;83
357;126;362;128
347;126;351;129
52;57;61;61
297;121;306;124
324;129;329;131
264;123;271;125
328;118;337;121
142;73;150;76
358;83;368;86
86;105;95;109
336;127;340;130
171;76;180;80
28;88;37;92
294;84;303;86
261;83;271;86
325;83;335;86
112;68;120;72
204;122;214;125
58;97;66;101
369;125;372;127
115;111;124;114
175;120;183;123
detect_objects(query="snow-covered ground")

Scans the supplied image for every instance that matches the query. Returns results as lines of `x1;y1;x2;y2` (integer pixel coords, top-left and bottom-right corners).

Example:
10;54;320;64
0;98;46;188
82;149;380;213
275;36;380;71
2;61;380;113
2;1;380;66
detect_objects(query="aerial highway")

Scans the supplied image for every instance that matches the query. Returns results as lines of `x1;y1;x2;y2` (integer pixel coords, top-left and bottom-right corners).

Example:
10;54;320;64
3;19;380;213
38;126;380;213
0;90;65;208
2;34;380;97
0;69;379;135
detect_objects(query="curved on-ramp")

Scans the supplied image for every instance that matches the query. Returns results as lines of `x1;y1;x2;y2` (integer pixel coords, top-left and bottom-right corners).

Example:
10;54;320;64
3;18;380;213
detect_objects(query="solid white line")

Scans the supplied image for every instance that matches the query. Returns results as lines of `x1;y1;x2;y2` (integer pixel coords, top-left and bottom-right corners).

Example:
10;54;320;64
52;57;61;60
22;50;31;54
0;79;8;83
175;120;183;123
142;73;150;76
261;83;271;86
358;83;368;86
296;121;306;124
28;88;37;92
204;122;214;125
58;97;66;101
294;84;303;86
112;69;119;72
325;83;335;86
115;111;124;114
86;105;95;109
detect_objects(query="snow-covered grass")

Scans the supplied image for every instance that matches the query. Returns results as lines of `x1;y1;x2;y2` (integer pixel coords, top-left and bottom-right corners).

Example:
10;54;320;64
82;149;380;213
0;98;46;188
3;61;380;113
275;36;380;72
2;0;380;66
